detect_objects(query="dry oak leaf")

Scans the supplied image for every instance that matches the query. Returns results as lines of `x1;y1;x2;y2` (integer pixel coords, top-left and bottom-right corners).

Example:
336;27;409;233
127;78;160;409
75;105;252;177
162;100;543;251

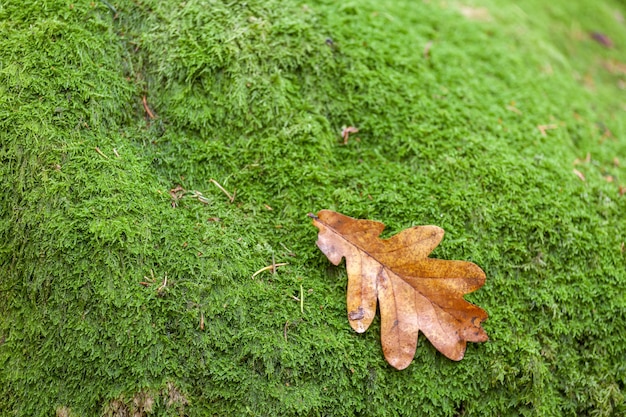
309;210;488;370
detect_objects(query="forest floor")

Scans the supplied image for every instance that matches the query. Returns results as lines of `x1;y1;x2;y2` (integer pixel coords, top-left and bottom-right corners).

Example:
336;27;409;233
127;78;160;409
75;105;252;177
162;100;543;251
1;0;625;416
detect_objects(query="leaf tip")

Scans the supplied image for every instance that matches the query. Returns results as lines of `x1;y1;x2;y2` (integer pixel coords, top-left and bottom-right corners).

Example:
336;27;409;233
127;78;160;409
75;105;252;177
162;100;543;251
388;357;412;370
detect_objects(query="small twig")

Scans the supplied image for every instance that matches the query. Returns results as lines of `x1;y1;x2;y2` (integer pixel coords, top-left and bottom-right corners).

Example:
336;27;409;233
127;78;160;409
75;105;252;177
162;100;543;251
113;148;120;158
200;312;205;331
537;124;557;136
300;284;304;314
196;194;210;204
573;169;586;182
573;153;592;165
191;190;210;204
251;263;288;279
142;95;156;119
272;253;277;274
423;40;433;59
506;104;522;115
140;269;156;287
95;147;109;159
157;273;168;294
280;242;296;257
210;178;235;203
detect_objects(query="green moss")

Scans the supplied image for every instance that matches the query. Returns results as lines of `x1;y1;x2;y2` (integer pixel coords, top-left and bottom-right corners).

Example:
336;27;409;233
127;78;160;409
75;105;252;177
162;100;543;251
1;0;625;415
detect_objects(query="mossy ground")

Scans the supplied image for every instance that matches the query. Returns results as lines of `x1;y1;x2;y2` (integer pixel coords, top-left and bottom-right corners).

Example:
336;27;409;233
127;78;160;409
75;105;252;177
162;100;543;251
1;0;625;415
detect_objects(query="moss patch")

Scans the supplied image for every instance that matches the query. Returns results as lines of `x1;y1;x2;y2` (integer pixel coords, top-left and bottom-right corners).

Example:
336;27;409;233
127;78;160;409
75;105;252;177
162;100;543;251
1;0;625;415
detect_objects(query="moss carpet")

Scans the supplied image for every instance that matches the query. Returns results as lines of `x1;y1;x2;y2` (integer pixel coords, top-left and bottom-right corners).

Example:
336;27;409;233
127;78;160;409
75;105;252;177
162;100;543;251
1;0;625;415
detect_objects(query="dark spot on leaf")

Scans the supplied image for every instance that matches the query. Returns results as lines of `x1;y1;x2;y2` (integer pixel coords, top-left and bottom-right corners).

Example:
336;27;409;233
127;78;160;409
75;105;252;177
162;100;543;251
348;306;365;320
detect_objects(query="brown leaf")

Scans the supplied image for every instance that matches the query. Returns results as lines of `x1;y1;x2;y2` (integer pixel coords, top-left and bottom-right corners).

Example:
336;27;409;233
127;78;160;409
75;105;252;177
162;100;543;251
591;32;614;48
341;126;359;144
573;169;586;182
169;185;185;208
309;210;488;370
